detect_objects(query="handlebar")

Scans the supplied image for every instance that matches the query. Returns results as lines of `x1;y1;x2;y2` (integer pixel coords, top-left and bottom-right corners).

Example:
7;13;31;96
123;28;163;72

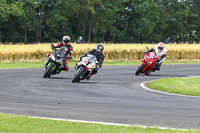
65;56;72;59
51;43;56;50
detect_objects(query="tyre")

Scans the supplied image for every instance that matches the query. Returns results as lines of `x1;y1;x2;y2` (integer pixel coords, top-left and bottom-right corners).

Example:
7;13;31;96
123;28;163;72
72;69;84;83
43;64;54;78
145;72;149;75
135;63;146;75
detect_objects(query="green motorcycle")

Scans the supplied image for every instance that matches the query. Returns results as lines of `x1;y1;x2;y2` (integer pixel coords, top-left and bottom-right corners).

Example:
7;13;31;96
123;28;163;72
43;44;69;78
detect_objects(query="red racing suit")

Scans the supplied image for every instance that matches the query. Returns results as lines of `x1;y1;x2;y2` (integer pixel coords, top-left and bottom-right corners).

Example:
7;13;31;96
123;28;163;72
55;42;73;70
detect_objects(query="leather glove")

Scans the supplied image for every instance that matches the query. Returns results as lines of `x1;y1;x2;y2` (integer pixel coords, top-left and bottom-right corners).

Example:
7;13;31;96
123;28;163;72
157;60;162;65
68;56;72;59
51;43;55;50
51;46;55;50
79;55;83;61
156;57;161;61
96;64;100;69
144;51;148;55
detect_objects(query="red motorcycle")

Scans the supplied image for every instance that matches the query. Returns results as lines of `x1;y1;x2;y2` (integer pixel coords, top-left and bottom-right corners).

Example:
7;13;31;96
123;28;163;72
135;47;158;75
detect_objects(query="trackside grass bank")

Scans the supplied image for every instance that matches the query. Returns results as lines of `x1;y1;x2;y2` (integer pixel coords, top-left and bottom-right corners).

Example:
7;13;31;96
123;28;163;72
0;60;140;69
0;113;199;133
1;60;200;69
146;77;200;97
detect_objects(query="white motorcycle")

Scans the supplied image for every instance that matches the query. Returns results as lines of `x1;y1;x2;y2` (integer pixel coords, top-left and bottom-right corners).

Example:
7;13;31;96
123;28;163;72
72;54;98;83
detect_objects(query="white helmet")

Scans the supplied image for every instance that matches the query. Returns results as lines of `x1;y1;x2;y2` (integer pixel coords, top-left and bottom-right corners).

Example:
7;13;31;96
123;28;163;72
158;42;165;51
62;35;70;44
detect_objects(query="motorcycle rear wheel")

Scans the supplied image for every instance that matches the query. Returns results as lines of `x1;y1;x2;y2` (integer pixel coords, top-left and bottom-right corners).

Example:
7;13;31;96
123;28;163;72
135;63;146;75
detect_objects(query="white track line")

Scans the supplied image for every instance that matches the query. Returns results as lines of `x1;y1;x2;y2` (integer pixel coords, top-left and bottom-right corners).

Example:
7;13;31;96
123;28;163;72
24;115;190;131
140;80;200;98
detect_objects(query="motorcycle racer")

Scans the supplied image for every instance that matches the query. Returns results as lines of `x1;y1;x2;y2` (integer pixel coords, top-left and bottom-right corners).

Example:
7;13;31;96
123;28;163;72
146;42;167;71
52;35;73;71
78;44;104;80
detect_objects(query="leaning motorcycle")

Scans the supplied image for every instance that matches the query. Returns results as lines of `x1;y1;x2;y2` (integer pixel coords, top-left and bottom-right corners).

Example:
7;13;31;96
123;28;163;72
135;47;158;75
72;54;98;83
43;44;69;78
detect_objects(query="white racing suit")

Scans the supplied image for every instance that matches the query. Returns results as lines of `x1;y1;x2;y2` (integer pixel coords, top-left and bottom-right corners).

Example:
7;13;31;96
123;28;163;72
149;46;167;71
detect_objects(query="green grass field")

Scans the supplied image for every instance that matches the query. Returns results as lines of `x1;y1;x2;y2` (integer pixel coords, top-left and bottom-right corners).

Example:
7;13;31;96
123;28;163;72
0;60;140;69
1;60;200;69
0;113;199;133
146;77;200;97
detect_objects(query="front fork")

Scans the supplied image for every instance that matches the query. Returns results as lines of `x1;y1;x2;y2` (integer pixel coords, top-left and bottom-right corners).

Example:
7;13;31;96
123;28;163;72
140;61;149;71
74;65;88;79
44;58;50;70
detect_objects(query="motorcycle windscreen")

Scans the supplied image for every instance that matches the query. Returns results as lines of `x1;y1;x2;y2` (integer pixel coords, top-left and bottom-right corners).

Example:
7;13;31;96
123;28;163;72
56;47;67;58
87;55;97;68
148;53;156;59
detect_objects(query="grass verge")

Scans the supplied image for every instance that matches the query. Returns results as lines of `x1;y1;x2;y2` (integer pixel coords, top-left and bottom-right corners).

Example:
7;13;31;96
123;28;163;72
0;113;199;133
0;60;140;69
0;60;200;69
146;77;200;97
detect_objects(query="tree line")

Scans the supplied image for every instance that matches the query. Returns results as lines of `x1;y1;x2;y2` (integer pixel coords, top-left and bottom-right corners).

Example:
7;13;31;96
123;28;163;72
0;0;199;44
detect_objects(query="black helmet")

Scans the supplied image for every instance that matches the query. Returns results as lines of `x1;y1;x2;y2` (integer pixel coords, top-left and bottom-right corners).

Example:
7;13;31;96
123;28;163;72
62;35;70;44
96;44;104;53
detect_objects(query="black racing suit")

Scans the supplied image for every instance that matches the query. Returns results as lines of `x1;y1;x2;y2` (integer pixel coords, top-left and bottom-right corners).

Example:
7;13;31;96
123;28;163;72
82;49;104;75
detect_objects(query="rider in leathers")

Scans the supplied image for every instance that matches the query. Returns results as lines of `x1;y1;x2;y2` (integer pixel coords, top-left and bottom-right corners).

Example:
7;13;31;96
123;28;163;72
147;42;167;71
79;44;104;80
45;35;73;71
54;35;73;71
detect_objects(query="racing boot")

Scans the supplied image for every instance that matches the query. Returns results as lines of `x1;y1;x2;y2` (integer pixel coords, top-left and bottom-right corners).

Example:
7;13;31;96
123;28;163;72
60;67;65;71
152;66;157;72
74;64;78;70
156;63;161;71
61;63;69;71
157;66;160;71
86;71;92;80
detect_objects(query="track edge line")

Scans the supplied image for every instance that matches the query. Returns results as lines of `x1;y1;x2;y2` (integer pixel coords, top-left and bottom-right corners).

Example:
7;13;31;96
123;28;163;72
140;80;200;98
22;114;191;131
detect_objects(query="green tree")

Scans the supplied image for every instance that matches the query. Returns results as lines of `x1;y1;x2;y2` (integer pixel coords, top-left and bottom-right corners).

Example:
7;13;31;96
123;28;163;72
0;0;24;42
0;0;24;20
187;0;200;42
150;0;190;43
17;0;41;43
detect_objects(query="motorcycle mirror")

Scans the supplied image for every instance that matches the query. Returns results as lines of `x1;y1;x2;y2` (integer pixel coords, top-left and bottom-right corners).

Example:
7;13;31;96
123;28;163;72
51;43;54;47
146;47;149;51
165;37;171;43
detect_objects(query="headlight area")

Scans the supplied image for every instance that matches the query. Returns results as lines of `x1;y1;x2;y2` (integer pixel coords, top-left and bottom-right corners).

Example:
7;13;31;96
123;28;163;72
50;54;56;61
56;59;63;63
147;61;152;64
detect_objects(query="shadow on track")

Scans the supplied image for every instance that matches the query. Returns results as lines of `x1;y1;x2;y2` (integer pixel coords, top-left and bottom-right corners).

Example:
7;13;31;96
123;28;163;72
45;77;72;79
74;81;99;84
135;74;187;77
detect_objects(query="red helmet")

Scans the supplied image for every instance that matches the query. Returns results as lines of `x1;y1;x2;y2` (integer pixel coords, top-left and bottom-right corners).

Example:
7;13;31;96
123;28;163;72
62;35;70;44
158;42;165;50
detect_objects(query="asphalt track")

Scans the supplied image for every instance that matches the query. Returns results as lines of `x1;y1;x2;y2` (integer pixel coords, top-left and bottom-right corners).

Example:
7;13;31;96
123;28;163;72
0;64;200;129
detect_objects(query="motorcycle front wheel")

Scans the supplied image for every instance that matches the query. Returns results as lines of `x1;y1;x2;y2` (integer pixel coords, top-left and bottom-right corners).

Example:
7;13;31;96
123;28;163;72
43;64;54;78
72;69;84;83
135;63;146;75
